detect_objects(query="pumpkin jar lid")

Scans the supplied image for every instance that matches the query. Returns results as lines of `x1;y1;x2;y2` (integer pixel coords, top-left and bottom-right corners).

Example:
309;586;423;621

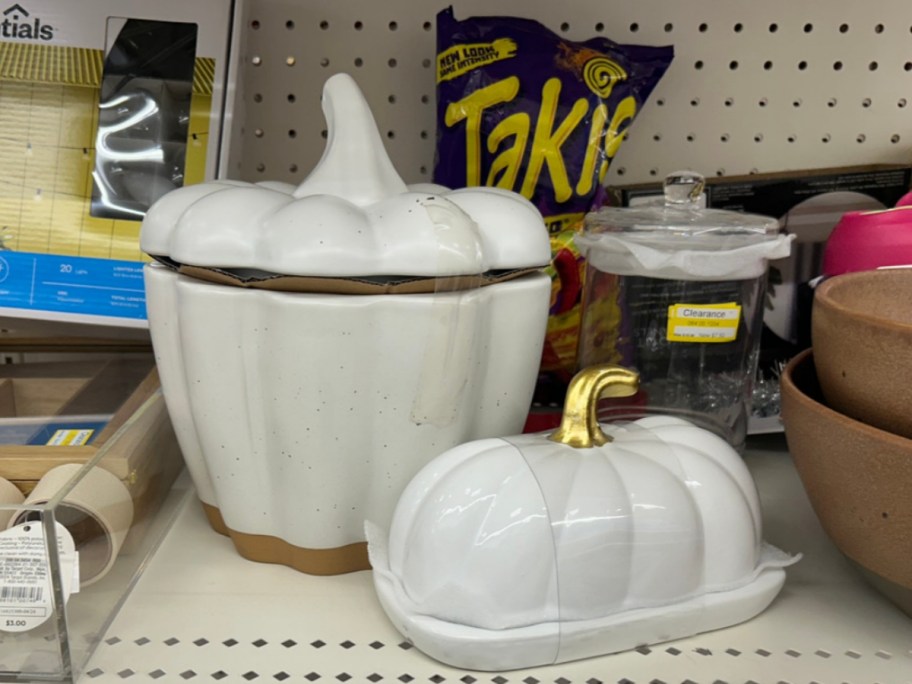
140;74;550;294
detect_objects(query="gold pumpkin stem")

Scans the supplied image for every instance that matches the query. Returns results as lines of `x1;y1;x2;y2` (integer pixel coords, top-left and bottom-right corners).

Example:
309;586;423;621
548;365;640;448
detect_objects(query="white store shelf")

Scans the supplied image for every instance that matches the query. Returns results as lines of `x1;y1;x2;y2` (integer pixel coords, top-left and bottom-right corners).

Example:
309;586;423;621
82;436;912;684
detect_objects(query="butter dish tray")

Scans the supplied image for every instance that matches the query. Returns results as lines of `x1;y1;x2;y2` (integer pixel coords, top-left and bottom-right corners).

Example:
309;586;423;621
369;365;799;670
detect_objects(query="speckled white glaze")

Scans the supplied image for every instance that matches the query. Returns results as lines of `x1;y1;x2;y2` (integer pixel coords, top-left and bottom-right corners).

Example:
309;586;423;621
140;74;550;276
141;73;552;557
371;415;798;670
146;263;551;548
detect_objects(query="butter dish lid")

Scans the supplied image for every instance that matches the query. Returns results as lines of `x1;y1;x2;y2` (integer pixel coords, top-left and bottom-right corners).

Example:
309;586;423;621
140;74;550;280
369;365;799;670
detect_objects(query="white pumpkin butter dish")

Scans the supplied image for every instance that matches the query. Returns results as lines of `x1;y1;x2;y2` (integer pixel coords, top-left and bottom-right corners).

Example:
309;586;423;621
141;73;552;574
369;365;799;670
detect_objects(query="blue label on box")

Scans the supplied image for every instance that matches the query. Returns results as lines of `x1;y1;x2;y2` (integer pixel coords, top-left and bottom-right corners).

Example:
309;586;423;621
0;252;146;321
29;420;109;446
0;418;110;446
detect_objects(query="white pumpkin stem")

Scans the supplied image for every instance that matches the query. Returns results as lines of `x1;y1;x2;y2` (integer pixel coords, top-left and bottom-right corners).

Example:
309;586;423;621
293;73;408;205
549;365;640;448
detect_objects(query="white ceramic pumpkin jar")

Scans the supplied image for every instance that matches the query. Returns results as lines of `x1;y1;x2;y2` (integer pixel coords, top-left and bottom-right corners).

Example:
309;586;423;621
370;364;799;670
140;73;552;574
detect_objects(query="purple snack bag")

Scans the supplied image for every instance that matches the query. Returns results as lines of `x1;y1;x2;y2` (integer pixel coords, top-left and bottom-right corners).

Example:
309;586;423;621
434;7;674;398
434;7;673;225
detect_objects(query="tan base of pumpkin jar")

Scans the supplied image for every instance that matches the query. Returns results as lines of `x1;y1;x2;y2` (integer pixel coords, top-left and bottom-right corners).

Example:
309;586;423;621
201;503;230;537
200;502;370;574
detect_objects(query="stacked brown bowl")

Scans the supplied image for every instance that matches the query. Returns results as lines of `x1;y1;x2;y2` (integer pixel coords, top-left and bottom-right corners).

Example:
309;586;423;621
780;268;912;617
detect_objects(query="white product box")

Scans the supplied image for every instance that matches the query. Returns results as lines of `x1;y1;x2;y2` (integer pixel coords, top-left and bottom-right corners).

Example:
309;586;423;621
0;0;245;327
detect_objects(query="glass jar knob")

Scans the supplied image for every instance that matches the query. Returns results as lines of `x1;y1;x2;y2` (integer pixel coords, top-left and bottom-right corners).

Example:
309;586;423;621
663;171;705;206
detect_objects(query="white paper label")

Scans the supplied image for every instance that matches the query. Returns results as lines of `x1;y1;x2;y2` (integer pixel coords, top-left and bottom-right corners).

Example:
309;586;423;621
0;522;78;632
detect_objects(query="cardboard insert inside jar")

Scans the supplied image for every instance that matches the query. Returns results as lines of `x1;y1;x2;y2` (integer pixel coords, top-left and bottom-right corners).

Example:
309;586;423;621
153;257;541;295
11;464;133;587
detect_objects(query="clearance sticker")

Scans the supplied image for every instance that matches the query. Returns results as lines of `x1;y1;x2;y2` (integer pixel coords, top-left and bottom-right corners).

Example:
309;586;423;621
666;303;741;343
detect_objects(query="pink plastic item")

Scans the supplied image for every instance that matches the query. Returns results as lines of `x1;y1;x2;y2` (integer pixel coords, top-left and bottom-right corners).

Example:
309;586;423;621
822;205;912;276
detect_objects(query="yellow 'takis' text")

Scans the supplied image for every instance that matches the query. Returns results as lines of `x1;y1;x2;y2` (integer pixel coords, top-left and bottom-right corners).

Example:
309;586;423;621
444;76;636;204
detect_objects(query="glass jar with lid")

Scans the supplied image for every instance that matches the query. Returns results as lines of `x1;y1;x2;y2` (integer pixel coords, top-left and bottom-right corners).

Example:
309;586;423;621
576;171;793;451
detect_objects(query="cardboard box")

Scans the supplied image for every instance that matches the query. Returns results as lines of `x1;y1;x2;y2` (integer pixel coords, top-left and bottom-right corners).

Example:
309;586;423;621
0;0;245;327
608;164;912;212
0;341;184;533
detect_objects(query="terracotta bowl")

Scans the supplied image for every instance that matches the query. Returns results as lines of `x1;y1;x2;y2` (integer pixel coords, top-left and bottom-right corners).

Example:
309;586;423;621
812;268;912;440
780;349;912;617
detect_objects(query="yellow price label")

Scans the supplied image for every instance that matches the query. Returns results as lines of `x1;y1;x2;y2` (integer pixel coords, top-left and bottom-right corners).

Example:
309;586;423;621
666;303;741;343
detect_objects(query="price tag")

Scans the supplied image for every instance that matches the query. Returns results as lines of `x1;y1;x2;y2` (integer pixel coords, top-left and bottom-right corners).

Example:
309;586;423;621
0;521;79;632
666;302;742;343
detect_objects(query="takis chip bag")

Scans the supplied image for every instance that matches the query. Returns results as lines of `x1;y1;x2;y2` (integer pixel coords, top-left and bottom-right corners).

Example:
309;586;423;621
433;7;673;399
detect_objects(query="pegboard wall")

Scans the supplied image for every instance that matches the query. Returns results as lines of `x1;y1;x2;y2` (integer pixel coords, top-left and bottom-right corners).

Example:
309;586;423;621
236;0;912;187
